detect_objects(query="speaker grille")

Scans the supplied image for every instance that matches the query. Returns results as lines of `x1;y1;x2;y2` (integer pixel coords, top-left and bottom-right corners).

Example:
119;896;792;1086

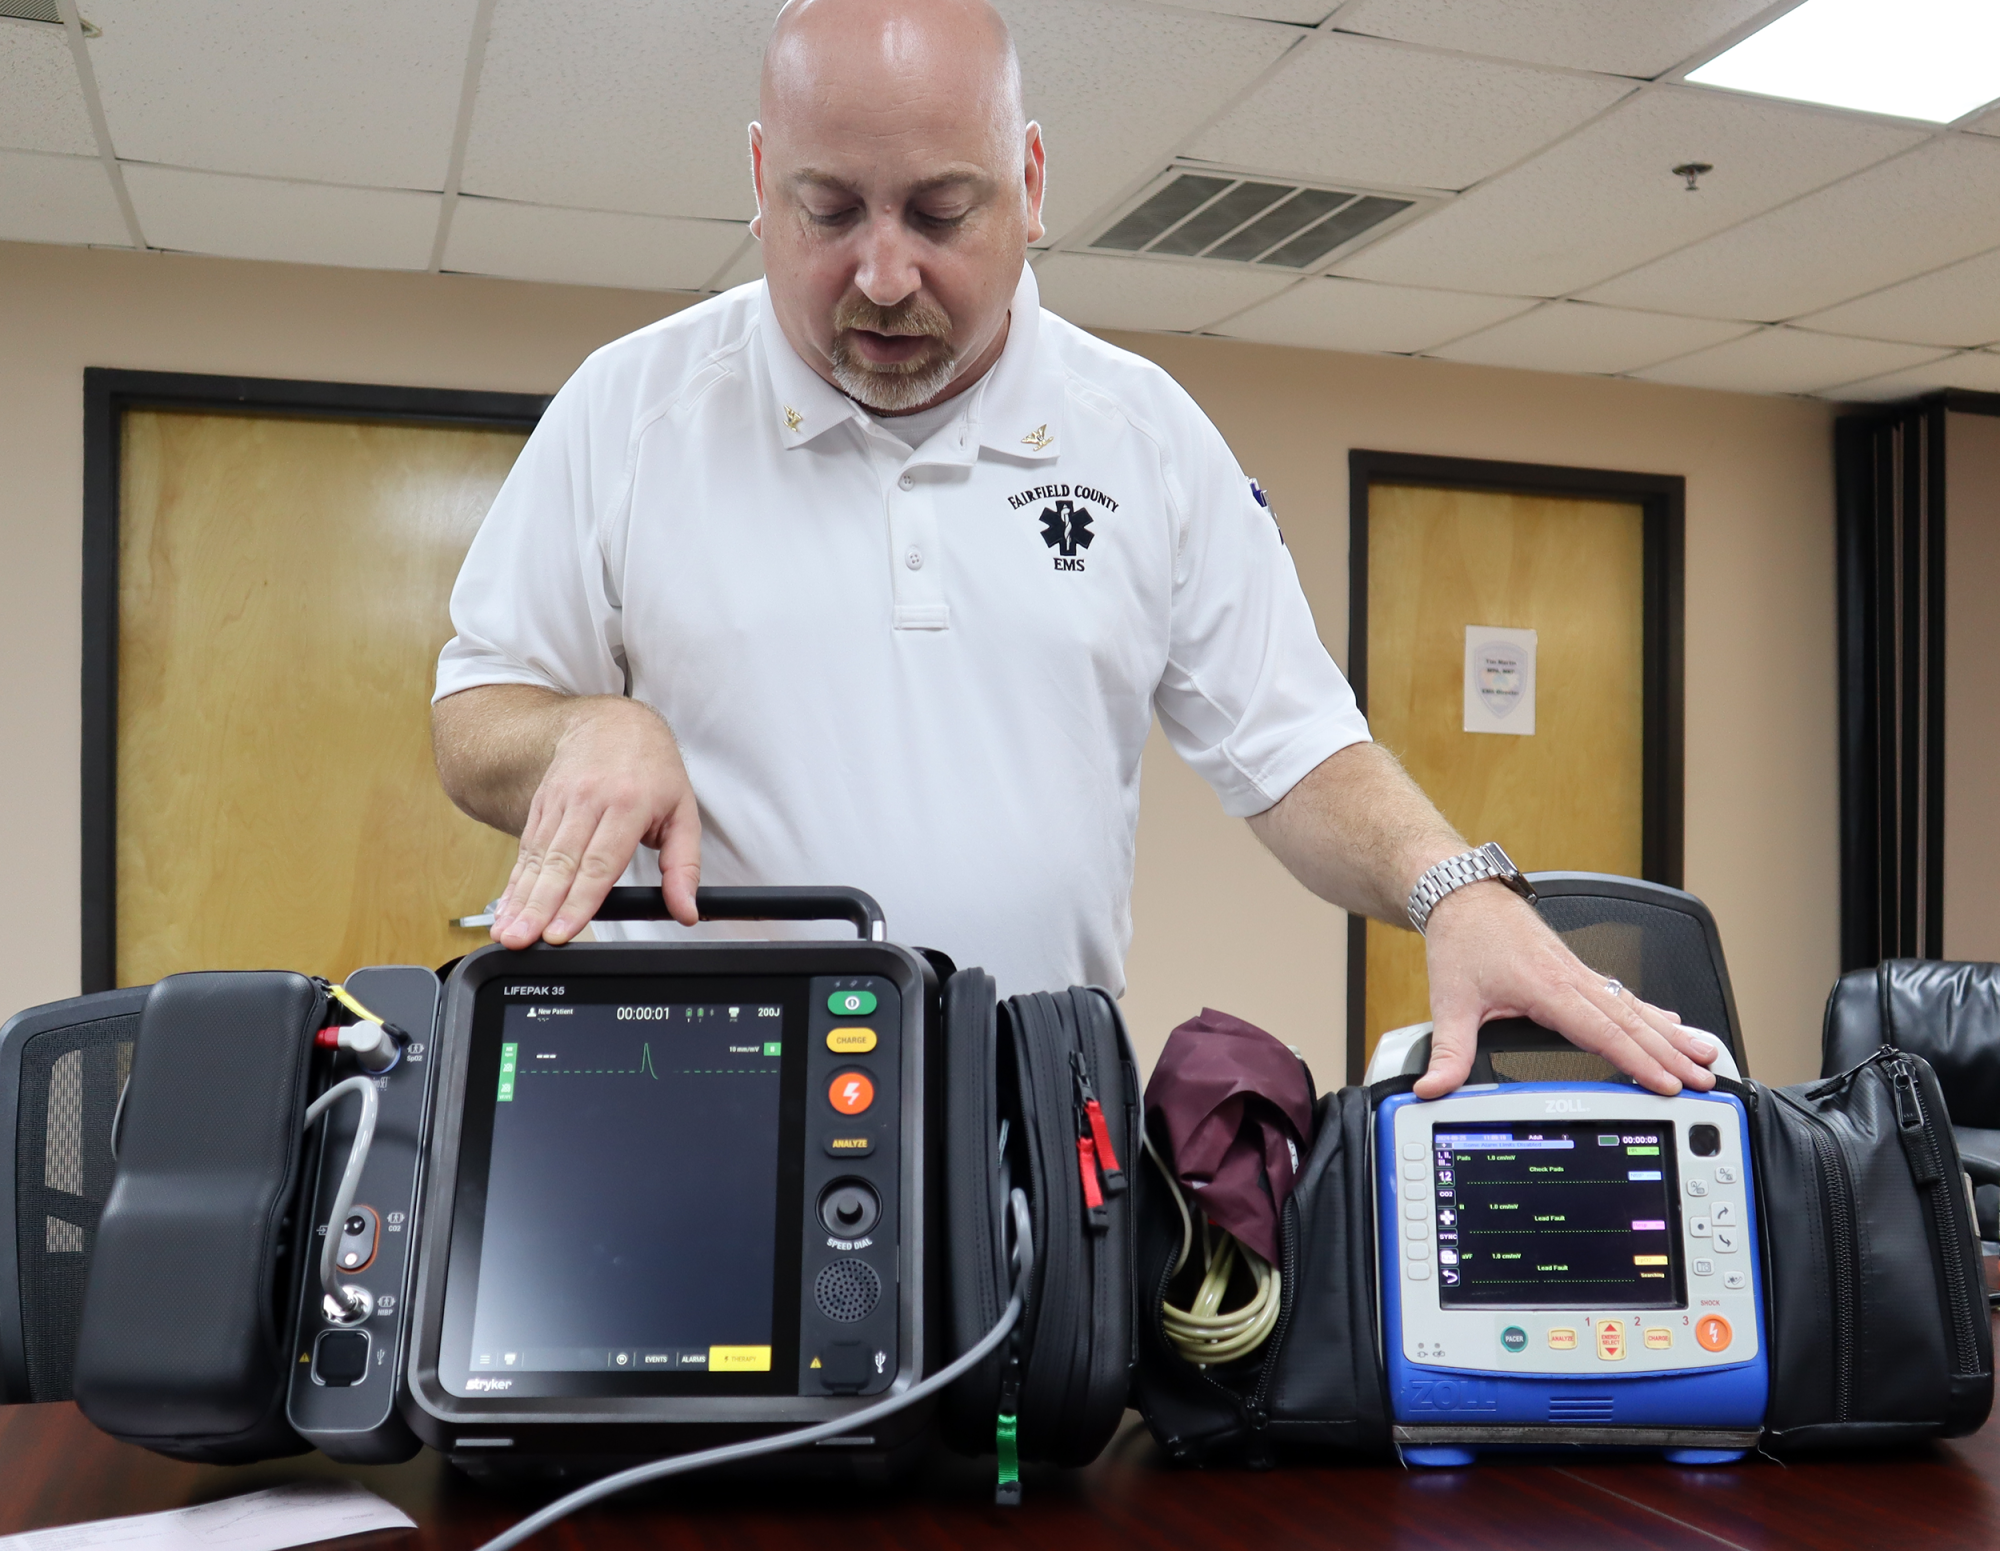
813;1259;880;1323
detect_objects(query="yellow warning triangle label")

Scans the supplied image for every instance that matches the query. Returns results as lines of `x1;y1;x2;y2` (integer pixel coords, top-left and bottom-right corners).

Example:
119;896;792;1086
810;1356;821;1368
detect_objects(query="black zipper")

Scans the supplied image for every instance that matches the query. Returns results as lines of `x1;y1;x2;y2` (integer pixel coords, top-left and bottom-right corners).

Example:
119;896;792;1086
1246;1191;1300;1435
1890;1055;1984;1379
1779;1093;1860;1422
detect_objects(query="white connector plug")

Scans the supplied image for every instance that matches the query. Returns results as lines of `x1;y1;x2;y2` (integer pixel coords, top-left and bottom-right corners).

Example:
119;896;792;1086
314;1019;401;1073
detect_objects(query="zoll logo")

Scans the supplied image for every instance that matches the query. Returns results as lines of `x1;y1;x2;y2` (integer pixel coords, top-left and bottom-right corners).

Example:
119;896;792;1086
1544;1097;1589;1113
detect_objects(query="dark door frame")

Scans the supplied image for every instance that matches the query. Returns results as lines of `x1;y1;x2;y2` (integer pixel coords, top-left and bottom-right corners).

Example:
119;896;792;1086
1834;388;2000;971
1344;449;1688;1082
80;368;549;992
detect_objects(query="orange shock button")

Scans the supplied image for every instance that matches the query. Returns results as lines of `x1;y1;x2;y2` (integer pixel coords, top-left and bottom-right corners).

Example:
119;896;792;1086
1695;1315;1733;1353
828;1071;875;1116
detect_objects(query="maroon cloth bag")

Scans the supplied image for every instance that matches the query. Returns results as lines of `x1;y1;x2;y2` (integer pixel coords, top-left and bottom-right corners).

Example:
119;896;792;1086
1144;1008;1314;1263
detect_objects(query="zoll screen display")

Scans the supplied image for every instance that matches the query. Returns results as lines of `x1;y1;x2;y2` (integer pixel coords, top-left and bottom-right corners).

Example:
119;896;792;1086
1432;1122;1683;1309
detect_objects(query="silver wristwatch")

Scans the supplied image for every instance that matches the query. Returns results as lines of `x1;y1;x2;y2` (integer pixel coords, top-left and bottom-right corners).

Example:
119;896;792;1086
1406;841;1537;934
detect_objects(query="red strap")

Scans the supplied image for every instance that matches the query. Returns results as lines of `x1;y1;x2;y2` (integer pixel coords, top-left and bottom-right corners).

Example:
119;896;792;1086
1084;1098;1122;1177
1076;1136;1105;1211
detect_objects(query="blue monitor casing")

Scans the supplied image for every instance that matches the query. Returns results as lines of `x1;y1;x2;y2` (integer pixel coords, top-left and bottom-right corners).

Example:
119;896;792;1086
1377;1083;1766;1466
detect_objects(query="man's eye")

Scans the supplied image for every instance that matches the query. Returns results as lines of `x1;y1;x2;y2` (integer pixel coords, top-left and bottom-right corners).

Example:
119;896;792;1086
807;205;859;227
915;207;970;230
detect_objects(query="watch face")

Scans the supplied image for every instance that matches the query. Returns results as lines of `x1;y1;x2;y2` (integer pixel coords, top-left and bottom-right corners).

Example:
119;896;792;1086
1481;841;1518;877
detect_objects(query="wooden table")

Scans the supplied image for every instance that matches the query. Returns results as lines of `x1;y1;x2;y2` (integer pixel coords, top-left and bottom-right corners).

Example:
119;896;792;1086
4;1386;1996;1550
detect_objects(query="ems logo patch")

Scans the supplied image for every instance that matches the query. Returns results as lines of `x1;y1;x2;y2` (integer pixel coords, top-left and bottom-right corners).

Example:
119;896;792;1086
1040;500;1093;567
1009;482;1118;573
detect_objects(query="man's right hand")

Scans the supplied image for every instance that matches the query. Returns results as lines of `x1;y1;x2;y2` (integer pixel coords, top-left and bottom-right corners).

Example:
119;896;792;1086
442;693;702;948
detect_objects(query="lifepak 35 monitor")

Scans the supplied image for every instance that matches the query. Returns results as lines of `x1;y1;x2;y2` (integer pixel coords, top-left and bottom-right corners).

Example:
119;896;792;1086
1376;1082;1767;1466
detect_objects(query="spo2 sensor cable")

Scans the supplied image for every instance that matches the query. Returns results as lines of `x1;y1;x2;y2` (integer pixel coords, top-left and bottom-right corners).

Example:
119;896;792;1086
468;1187;1036;1551
305;1075;379;1322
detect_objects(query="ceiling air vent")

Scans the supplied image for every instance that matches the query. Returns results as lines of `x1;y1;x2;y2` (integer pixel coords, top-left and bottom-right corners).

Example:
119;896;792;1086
0;0;63;22
1089;167;1425;271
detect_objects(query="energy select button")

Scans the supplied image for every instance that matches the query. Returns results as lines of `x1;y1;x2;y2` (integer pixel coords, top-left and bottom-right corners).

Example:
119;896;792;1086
1596;1322;1627;1362
828;990;877;1017
828;1071;875;1115
827;1027;877;1054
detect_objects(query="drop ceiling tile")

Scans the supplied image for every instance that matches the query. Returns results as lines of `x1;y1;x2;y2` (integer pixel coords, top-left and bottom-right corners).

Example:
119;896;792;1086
1034;253;1295;332
1630;327;1948;395
462;0;767;222
1830;350;2000;402
1153;0;1336;22
123;165;438;269
0;148;129;245
708;234;765;293
1796;246;2000;349
999;0;1295;242
0;23;96;156
444;198;747;292
1337;87;1919;298
1332;0;1773;78
1428;301;1755;374
85;0;475;188
1582;135;2000;321
1186;32;1632;194
1209;275;1535;353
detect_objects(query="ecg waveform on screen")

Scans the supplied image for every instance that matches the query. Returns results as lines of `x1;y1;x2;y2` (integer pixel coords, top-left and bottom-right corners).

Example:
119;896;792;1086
515;1044;662;1079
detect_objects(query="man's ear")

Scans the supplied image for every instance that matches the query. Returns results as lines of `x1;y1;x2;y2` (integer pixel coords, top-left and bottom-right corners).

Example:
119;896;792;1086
749;122;766;239
1023;121;1046;246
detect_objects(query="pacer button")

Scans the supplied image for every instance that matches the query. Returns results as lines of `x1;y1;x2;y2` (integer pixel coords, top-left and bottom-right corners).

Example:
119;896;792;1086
828;1072;875;1115
1696;1315;1733;1352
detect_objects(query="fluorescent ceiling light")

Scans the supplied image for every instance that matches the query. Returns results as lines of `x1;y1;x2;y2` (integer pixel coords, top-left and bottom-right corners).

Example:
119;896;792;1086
1687;0;2000;124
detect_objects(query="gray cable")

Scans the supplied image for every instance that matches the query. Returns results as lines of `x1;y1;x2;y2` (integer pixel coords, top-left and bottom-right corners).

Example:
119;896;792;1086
304;1075;379;1318
470;1188;1035;1551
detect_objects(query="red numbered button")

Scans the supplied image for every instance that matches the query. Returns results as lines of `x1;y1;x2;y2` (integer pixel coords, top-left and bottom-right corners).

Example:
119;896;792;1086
828;1071;875;1116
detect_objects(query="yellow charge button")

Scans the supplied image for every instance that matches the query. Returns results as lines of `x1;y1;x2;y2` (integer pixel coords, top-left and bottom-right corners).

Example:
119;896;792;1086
709;1346;772;1372
1644;1327;1674;1350
826;1027;878;1054
1547;1328;1577;1351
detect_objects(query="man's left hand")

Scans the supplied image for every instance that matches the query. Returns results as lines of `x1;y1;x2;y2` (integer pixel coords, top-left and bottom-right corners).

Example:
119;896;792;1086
1416;882;1718;1099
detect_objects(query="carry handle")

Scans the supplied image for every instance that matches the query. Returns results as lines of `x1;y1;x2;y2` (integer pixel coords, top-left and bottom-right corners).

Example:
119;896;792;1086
595;885;887;941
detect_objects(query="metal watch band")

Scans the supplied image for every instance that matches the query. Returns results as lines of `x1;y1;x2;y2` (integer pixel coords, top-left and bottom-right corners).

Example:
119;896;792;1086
1406;842;1536;935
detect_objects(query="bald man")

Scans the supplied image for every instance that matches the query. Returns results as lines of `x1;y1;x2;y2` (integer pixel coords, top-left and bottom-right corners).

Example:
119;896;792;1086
432;0;1716;1099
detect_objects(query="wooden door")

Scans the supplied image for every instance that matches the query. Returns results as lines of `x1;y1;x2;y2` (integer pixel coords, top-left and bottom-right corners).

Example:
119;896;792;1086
115;409;526;986
1361;482;1647;1060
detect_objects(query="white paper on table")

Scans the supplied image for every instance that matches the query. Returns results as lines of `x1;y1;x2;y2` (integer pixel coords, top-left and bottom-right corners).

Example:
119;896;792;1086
0;1480;415;1550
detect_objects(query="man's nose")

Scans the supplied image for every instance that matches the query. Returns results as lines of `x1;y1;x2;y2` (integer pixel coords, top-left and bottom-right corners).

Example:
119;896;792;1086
852;210;923;309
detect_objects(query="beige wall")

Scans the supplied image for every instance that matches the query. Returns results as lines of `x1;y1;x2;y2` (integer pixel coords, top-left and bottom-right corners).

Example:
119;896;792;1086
1945;412;2000;962
0;239;1839;1084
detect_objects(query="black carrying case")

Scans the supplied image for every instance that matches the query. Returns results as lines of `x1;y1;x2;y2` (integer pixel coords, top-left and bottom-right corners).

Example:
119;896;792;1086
941;977;1140;1477
72;972;327;1464
1131;1081;1398;1466
1737;1048;1994;1452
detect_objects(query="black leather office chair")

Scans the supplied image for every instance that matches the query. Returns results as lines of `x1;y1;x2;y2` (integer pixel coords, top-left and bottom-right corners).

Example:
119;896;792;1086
1822;959;2000;1242
0;987;149;1404
1526;872;1748;1074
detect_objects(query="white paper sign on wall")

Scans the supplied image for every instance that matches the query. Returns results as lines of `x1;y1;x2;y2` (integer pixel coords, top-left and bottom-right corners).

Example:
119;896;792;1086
1464;626;1537;736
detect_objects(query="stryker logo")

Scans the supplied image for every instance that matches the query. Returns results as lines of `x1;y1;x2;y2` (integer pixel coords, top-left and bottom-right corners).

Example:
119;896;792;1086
506;985;564;996
1544;1097;1589;1113
464;1377;514;1392
1406;1378;1498;1412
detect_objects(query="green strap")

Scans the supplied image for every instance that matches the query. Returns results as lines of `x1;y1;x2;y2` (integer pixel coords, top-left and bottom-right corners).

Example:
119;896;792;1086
995;1412;1020;1501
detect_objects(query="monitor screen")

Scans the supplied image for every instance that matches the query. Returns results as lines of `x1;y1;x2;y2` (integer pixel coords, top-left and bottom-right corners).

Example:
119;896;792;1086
439;975;808;1397
1431;1121;1683;1309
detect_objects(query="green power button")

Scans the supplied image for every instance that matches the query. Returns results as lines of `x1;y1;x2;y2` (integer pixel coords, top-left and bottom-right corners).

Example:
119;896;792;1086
828;989;877;1016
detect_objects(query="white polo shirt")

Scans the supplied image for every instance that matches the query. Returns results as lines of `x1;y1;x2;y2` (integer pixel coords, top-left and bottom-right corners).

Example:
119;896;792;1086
436;264;1368;994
